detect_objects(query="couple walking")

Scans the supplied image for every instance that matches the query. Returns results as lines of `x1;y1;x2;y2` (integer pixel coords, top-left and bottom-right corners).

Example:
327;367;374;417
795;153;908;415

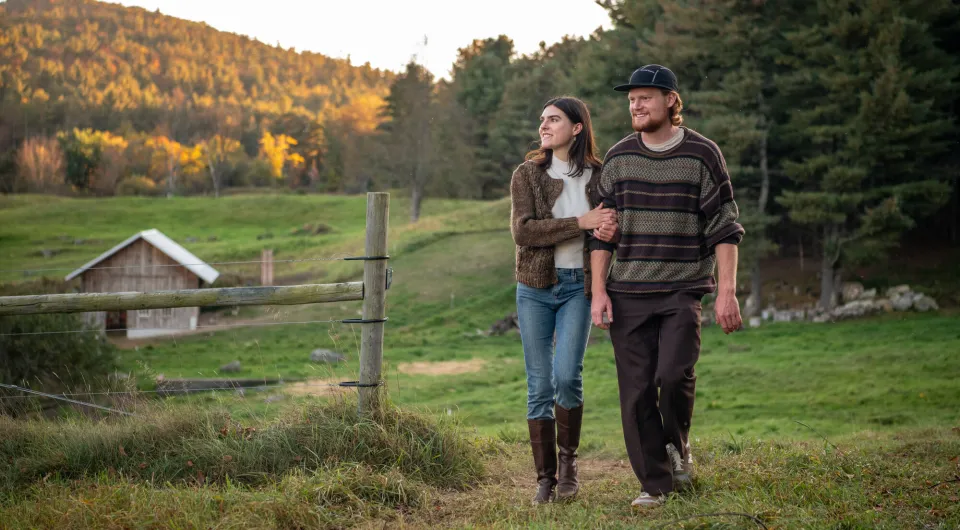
510;65;745;507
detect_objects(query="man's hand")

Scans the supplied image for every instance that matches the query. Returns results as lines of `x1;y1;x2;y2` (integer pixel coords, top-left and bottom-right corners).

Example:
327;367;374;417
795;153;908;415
591;289;613;330
714;291;742;334
594;221;618;243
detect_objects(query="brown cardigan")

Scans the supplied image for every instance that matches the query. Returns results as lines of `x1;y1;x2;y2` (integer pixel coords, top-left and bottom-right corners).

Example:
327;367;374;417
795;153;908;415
509;160;604;297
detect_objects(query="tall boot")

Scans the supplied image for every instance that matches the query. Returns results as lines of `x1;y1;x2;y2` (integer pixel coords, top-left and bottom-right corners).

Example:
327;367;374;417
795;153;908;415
527;418;557;504
555;404;583;500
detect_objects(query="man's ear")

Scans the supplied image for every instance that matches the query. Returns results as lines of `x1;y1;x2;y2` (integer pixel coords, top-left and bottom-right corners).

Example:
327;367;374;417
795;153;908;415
666;92;678;108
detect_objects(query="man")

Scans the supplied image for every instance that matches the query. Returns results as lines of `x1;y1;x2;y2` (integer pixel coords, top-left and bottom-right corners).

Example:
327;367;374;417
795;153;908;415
587;65;744;507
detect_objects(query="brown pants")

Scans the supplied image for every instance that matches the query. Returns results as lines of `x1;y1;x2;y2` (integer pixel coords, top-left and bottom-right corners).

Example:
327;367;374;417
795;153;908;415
609;290;702;495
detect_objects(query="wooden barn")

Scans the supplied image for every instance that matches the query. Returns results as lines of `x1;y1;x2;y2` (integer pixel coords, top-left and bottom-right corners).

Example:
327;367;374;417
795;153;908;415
65;229;220;339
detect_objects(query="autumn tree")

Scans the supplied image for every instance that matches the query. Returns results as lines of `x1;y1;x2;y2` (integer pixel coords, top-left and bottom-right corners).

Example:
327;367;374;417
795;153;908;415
259;132;304;184
15;136;64;193
201;134;242;197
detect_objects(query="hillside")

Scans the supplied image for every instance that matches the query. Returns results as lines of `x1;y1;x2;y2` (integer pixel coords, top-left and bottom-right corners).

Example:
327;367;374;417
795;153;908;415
0;0;392;191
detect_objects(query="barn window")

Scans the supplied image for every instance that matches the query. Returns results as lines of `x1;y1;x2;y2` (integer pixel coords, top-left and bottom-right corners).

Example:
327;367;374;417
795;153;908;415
161;308;174;321
137;309;151;324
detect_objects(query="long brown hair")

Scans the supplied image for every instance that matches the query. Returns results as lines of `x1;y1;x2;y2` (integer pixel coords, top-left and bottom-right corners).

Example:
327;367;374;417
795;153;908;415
525;96;602;178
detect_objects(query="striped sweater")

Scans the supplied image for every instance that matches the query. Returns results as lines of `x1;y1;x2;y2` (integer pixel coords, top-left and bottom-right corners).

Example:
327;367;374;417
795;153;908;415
587;127;744;295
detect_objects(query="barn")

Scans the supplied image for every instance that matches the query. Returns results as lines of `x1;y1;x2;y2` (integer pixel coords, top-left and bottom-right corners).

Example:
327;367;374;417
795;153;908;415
65;229;220;338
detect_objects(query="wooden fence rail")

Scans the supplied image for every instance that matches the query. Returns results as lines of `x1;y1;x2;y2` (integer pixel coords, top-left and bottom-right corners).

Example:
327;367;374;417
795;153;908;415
0;282;363;316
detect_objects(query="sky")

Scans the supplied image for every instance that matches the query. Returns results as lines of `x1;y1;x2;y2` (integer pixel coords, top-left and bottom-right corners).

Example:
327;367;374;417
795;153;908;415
112;0;613;79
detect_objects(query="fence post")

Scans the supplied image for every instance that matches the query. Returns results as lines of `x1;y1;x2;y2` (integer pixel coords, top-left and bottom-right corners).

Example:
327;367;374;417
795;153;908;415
358;192;389;414
261;249;274;286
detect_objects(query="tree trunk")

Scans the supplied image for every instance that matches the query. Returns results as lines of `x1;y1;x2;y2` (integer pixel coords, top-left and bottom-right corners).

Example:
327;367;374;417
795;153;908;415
208;158;219;199
411;183;423;223
819;224;841;309
951;176;958;245
744;128;770;317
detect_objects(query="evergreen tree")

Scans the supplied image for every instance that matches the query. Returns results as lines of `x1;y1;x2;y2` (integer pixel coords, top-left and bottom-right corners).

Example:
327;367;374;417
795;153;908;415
777;0;959;308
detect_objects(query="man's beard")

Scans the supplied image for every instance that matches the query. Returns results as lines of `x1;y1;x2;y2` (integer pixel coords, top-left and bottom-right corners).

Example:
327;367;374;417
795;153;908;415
632;112;670;134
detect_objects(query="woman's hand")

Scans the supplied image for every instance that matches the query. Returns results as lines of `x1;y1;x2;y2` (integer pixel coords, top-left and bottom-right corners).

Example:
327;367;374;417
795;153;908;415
578;205;617;230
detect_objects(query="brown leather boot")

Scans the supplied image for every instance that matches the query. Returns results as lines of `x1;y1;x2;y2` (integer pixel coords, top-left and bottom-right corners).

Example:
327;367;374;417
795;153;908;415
555;404;583;500
527;418;557;504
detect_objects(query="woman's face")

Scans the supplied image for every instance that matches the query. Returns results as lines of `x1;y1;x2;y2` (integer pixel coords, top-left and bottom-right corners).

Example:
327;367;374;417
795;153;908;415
539;105;582;151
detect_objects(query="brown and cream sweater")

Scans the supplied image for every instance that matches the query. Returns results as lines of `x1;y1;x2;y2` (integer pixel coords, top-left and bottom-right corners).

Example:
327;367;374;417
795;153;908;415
509;160;601;291
587;127;745;296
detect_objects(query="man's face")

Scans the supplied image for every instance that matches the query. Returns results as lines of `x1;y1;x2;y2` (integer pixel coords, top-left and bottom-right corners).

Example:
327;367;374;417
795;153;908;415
628;87;673;133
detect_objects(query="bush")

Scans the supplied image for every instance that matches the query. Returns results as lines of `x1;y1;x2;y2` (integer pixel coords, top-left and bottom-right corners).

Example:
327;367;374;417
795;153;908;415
116;174;160;196
0;313;119;414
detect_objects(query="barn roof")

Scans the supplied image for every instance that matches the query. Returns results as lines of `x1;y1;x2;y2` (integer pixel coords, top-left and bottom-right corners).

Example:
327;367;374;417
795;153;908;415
64;229;220;284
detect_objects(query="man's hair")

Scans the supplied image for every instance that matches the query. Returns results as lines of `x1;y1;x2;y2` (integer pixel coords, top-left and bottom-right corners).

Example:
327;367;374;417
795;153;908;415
663;90;683;127
660;88;683;127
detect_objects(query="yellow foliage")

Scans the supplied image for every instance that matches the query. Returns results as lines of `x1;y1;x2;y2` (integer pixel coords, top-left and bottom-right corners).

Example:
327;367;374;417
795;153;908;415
258;132;302;179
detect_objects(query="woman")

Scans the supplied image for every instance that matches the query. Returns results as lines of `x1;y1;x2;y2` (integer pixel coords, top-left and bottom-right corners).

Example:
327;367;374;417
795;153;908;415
509;96;616;504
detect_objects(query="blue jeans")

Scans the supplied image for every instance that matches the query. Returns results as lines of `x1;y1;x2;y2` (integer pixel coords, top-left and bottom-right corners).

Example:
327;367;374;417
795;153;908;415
517;268;591;420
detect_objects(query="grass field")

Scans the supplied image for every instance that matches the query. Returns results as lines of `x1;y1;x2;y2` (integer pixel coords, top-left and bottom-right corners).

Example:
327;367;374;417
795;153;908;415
2;193;959;528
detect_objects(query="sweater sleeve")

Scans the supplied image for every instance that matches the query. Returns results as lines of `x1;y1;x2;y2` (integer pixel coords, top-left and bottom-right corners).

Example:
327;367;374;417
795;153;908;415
585;162;618;253
510;164;582;248
699;148;745;249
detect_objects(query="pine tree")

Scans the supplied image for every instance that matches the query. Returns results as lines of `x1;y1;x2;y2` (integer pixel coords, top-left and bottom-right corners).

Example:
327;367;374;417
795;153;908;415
381;61;435;222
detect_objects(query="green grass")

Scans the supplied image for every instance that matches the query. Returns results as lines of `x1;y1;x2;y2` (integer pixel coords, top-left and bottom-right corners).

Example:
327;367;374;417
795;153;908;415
0;193;498;284
2;193;959;528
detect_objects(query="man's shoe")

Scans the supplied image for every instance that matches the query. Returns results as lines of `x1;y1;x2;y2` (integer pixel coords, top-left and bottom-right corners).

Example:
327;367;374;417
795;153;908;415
630;491;665;507
666;443;693;490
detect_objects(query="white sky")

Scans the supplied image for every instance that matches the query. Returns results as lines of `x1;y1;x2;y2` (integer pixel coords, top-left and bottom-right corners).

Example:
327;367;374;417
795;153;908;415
112;0;613;79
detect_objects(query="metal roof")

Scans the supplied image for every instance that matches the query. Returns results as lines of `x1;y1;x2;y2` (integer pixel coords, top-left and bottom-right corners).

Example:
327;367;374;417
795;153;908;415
64;229;220;284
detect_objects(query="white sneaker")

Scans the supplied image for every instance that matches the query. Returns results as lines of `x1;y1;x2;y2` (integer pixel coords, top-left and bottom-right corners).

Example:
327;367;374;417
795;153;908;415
631;491;665;507
666;443;692;489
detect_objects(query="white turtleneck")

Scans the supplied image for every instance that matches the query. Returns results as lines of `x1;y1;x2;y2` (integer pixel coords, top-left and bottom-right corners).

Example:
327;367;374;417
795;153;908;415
547;156;592;269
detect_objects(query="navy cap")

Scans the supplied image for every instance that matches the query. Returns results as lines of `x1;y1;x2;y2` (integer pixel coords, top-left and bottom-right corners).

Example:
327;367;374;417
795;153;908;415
614;65;679;93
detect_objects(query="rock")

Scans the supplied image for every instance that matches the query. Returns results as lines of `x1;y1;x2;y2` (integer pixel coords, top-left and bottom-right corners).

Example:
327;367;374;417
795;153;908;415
219;360;242;373
841;282;864;303
310;349;346;363
185;237;198;243
831;299;882;320
858;288;877;301
885;285;911;298
39;248;59;259
488;312;519;336
73;238;86;245
207;235;219;242
774;310;794;322
891;294;914;312
913;294;939;312
264;395;285;404
874;298;894;313
748;316;762;328
257;232;274;240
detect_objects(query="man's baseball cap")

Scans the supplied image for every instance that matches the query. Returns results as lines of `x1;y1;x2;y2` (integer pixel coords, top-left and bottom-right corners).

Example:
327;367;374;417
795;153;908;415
614;65;679;93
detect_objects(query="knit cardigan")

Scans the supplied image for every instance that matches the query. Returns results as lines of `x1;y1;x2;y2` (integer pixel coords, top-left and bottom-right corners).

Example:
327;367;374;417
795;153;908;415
509;160;607;297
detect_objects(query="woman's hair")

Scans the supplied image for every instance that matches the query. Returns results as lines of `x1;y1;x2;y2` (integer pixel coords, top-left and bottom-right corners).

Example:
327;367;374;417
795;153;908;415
525;96;602;178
